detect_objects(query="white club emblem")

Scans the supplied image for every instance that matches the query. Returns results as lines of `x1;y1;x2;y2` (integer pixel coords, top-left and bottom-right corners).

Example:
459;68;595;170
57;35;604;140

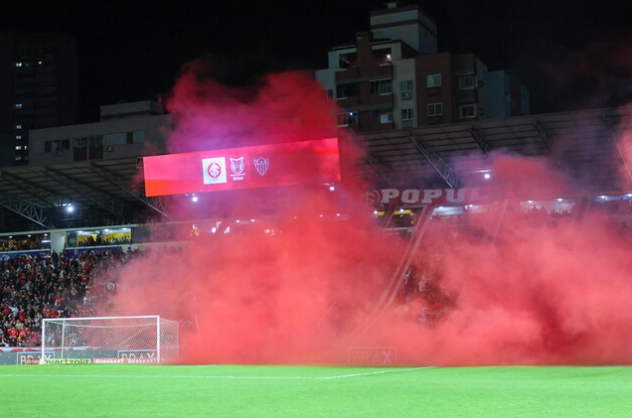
253;157;269;176
230;157;245;176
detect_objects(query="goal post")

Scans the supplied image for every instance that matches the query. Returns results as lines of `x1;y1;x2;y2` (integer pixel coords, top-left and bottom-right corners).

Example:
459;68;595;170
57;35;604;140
41;315;179;364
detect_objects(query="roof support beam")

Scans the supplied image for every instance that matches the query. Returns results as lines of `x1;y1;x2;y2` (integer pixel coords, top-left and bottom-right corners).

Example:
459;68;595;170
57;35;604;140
0;192;52;228
89;163;170;218
469;125;490;154
44;167;127;221
533;120;552;151
604;117;632;186
407;133;460;188
0;170;65;207
362;153;393;186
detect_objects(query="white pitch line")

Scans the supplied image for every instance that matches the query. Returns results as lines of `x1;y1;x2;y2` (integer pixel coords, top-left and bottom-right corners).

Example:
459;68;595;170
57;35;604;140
317;367;431;380
0;367;431;381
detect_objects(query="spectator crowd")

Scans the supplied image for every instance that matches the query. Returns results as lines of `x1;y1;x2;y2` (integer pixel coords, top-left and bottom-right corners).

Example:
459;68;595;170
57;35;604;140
0;249;135;347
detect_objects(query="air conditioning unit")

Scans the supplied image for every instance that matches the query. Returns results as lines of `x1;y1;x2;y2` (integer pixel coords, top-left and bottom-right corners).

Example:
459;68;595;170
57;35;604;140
106;146;114;152
401;91;412;100
402;119;414;128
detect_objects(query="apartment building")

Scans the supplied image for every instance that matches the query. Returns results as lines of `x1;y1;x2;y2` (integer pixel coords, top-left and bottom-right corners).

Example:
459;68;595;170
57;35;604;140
315;2;529;132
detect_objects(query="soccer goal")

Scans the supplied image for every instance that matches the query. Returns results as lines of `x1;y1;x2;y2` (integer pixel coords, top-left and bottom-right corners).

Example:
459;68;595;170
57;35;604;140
41;315;179;364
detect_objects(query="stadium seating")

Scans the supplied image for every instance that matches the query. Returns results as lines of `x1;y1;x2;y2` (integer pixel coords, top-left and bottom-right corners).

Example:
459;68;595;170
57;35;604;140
0;249;136;347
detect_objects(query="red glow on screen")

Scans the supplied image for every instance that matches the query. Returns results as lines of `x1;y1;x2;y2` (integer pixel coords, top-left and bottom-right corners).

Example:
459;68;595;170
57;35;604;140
143;138;341;197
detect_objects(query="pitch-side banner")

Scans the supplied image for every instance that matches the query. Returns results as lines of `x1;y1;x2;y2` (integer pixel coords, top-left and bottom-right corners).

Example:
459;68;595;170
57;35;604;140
143;138;341;197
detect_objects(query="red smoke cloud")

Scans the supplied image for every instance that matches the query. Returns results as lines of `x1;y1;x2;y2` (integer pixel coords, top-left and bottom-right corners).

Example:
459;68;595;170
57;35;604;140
105;62;632;366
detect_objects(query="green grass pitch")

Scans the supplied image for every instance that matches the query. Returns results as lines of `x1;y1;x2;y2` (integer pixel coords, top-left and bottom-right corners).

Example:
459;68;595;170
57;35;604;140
1;365;631;417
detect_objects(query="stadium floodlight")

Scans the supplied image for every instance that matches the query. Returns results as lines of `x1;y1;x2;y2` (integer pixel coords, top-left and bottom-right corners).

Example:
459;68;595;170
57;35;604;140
65;204;75;214
41;315;179;364
483;173;491;180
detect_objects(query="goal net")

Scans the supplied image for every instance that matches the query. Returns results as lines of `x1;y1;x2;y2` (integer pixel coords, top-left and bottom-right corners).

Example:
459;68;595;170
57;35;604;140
41;316;179;364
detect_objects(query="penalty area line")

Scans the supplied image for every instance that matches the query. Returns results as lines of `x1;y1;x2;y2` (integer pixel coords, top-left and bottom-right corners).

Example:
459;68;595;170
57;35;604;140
0;367;432;381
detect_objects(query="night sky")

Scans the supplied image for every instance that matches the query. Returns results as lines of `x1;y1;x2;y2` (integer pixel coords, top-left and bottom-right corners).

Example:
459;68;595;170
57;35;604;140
3;0;631;122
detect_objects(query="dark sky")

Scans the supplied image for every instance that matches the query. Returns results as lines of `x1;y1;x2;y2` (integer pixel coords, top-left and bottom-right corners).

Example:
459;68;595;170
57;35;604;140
3;0;632;122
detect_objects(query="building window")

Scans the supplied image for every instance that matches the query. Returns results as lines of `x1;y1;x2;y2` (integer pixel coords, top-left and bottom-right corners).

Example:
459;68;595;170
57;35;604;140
46;140;69;153
105;132;127;146
380;113;393;124
459;104;477;119
133;131;146;143
401;108;414;120
401;80;414;92
371;79;393;96
15;62;23;68
14;103;23;109
73;138;88;148
400;80;413;100
427;103;443;116
337;112;358;127
373;48;392;65
426;74;442;88
339;53;356;69
15;146;22;151
16;124;22;130
457;74;477;90
335;83;357;99
15;135;22;140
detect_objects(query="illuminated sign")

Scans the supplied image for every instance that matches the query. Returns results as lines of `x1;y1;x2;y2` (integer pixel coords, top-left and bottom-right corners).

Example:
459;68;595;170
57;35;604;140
368;188;491;206
143;138;341;197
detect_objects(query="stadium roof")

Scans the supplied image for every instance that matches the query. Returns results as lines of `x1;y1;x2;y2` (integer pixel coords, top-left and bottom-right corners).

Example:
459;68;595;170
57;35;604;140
360;106;632;190
0;157;166;231
0;107;631;231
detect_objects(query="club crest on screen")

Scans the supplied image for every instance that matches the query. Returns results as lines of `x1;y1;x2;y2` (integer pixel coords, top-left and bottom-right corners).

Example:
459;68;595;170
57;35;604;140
230;157;245;180
202;157;227;184
253;157;269;176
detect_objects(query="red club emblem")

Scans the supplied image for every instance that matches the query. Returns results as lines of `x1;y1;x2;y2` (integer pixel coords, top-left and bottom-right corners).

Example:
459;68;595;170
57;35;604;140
207;162;221;179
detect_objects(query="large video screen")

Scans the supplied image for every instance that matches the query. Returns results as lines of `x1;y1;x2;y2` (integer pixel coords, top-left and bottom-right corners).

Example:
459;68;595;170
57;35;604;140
143;138;341;197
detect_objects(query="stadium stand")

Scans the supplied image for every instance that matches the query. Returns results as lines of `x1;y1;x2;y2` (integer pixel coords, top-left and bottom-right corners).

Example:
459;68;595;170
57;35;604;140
0;249;135;347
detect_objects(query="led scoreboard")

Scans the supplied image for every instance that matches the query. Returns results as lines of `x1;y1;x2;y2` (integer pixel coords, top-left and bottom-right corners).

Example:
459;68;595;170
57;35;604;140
143;138;341;197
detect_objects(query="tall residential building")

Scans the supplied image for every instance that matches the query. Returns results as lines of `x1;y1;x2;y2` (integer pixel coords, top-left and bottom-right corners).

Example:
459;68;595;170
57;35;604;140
315;1;529;133
0;30;77;167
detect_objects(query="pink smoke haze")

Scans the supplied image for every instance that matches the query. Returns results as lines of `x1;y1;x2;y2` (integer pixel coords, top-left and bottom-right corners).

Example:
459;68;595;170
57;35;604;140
105;62;632;366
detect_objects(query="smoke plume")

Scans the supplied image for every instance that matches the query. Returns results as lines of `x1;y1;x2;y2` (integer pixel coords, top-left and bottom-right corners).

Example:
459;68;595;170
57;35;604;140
105;61;632;366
